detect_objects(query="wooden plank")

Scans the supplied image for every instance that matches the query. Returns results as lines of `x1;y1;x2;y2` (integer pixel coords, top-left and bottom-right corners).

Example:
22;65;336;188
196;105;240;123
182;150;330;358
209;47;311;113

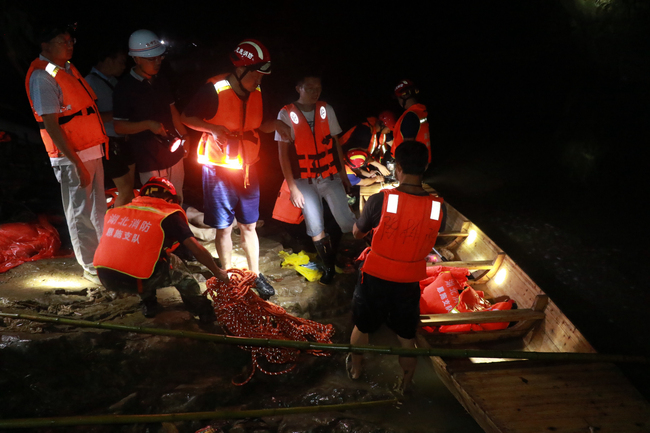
428;259;494;270
419;309;544;326
437;231;469;237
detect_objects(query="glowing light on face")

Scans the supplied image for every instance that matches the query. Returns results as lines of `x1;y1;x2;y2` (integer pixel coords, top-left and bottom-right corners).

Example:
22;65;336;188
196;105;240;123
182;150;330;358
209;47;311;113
467;229;477;245
494;268;507;285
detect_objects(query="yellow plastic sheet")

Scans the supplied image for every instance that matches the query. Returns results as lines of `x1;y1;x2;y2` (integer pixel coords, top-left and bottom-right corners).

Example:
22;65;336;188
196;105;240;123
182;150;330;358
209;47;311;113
278;250;323;282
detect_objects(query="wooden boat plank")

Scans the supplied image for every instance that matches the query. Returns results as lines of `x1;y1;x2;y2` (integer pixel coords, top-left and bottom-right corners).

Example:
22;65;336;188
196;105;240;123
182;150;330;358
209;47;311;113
502;416;650;433
445;361;649;432
420;309;545;326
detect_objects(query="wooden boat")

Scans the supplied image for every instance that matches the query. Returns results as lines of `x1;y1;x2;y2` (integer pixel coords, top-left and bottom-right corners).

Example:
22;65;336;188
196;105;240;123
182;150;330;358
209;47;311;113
360;183;650;433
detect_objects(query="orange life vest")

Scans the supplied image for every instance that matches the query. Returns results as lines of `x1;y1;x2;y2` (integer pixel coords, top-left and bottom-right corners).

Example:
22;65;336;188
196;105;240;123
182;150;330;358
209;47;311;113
283;102;338;179
25;58;107;158
196;74;263;181
361;189;443;282
339;117;389;159
93;196;187;279
393;103;430;163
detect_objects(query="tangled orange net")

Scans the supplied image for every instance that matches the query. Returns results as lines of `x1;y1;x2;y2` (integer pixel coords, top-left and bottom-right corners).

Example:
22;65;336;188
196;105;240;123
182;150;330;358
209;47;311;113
204;269;335;385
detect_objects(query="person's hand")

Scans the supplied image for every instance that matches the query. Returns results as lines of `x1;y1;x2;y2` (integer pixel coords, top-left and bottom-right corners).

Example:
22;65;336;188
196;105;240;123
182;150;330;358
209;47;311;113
289;185;305;209
216;268;230;284
275;120;292;142
149;121;167;136
210;125;230;151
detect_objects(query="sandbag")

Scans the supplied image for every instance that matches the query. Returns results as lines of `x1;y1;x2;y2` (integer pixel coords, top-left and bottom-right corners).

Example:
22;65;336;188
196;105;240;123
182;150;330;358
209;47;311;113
0;215;65;273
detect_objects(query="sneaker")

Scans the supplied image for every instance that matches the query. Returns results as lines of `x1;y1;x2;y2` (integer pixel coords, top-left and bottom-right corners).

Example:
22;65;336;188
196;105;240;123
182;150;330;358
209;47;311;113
83;270;101;285
254;273;275;300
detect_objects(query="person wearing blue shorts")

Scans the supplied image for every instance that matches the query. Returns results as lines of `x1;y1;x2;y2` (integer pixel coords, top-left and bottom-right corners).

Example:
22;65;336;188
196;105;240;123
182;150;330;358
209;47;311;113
181;40;291;298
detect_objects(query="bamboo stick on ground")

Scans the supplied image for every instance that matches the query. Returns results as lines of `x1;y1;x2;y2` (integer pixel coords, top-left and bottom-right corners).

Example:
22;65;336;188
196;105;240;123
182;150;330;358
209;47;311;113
0;312;646;364
0;399;399;429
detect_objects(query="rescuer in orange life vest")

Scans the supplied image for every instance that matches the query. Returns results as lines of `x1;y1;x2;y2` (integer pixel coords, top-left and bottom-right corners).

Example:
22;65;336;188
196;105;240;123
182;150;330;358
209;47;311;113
94;177;229;320
181;39;291;299
25;23;108;285
275;75;357;285
339;110;396;164
392;79;431;163
347;140;446;395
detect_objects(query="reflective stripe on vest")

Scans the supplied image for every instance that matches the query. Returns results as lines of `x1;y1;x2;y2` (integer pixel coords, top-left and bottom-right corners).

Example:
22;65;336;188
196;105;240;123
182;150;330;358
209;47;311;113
283;101;338;179
196;73;263;171
393;103;431;163
361;189;443;282
25;58;107;158
93;196;187;279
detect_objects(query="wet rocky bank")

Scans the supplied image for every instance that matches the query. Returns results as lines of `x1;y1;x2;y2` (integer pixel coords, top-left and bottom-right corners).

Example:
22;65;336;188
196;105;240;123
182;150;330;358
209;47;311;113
0;224;482;433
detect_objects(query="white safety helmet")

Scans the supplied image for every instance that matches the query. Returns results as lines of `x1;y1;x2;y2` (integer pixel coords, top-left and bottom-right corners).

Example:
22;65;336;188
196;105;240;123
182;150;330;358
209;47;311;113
128;29;166;57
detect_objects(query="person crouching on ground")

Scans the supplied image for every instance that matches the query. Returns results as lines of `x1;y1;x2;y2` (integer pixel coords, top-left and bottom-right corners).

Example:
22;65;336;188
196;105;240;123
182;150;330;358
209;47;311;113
347;140;445;395
93;177;229;322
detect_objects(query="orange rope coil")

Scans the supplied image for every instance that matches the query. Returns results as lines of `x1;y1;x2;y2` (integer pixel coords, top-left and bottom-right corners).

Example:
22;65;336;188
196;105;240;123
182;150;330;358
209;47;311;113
204;269;335;385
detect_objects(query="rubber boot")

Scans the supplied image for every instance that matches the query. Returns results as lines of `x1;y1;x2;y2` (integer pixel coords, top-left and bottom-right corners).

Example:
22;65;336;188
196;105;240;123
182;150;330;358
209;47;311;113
314;235;336;285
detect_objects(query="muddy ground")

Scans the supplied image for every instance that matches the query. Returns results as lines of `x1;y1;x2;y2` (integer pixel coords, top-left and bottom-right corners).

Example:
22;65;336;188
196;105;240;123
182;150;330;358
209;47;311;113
0;222;484;433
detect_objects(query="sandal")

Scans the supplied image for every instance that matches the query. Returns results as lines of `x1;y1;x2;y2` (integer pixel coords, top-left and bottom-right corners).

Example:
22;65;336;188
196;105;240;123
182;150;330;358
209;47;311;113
345;353;361;380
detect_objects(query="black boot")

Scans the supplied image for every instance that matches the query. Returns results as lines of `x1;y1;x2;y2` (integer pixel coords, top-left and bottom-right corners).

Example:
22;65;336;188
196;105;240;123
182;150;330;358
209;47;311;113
141;297;159;318
314;235;336;285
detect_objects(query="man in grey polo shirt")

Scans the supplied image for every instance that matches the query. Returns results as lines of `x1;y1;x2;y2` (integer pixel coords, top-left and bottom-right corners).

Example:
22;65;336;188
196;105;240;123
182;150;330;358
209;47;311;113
25;23;107;284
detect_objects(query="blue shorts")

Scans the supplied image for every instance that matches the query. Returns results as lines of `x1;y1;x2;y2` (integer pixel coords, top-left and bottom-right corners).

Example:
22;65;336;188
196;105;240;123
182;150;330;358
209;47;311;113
202;165;260;229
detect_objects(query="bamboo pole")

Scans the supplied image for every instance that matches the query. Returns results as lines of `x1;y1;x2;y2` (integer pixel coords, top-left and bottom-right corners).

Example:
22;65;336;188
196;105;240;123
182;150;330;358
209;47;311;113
0;399;398;429
0;312;646;363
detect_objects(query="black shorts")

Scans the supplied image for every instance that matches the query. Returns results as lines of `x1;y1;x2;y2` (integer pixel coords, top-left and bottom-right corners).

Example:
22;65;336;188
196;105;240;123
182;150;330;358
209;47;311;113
351;271;421;340
102;136;135;179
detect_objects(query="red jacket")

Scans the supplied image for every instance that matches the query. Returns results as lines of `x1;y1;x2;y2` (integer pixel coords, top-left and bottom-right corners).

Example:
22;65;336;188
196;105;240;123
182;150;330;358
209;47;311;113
93;196;187;279
282;102;338;179
393;103;430;163
361;189;443;282
25;58;107;158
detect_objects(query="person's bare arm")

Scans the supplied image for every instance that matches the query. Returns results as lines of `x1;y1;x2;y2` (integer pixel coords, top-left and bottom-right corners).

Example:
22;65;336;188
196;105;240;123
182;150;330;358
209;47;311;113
41;113;91;187
259;119;292;142
278;140;304;209
170;104;188;136
114;119;166;136
180;113;230;147
182;237;229;283
352;222;369;239
333;135;352;193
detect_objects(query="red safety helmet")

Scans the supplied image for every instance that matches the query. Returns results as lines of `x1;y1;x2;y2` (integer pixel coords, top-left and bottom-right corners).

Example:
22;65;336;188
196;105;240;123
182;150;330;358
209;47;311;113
394;79;418;98
141;176;177;198
230;39;272;74
378;110;396;130
345;148;369;169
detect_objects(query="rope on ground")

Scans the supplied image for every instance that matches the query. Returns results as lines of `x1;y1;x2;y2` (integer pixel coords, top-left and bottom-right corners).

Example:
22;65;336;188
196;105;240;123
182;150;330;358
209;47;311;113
204;269;335;385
